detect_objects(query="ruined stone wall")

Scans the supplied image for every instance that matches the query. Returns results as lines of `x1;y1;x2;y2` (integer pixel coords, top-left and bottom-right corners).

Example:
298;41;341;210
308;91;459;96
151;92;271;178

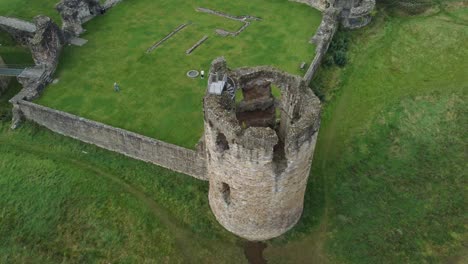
56;0;103;37
340;0;375;29
15;100;208;181
0;16;36;46
204;58;321;241
289;0;330;11
304;7;340;84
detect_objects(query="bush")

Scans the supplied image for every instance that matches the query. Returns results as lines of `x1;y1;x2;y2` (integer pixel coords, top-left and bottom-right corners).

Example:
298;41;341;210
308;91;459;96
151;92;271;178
333;51;347;67
325;29;350;68
323;55;335;67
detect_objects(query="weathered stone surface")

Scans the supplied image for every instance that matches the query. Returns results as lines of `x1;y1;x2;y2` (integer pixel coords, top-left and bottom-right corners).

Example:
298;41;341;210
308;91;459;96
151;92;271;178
12;66;48;102
340;0;375;29
0;15;63;71
102;0;123;10
290;0;330;11
204;58;321;241
56;0;102;37
0;16;36;46
14;100;208;180
290;0;375;29
0;15;63;105
30;16;64;69
304;6;340;84
236;79;276;128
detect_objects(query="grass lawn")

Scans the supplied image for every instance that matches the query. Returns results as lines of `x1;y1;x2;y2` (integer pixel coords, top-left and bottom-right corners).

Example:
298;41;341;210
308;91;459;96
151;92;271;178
0;0;60;22
293;3;467;263
35;0;322;148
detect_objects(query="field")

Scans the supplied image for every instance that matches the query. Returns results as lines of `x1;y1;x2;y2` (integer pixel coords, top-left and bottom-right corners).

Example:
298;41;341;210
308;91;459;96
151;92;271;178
34;0;321;148
304;3;467;263
0;1;466;263
0;0;59;22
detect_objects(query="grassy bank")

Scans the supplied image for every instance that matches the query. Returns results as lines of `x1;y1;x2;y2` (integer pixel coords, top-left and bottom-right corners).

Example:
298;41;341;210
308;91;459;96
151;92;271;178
0;120;248;263
293;4;467;263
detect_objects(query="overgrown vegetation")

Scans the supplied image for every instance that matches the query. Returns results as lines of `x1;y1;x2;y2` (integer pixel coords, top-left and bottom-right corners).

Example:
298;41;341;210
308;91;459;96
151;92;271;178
324;29;350;68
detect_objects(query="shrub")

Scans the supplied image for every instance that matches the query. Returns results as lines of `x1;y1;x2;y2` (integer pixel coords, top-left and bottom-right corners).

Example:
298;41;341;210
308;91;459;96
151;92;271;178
325;29;350;68
334;50;347;67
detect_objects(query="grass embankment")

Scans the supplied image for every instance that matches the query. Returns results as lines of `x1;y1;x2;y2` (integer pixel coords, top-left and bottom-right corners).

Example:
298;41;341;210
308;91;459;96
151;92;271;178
0;121;246;263
268;4;467;263
35;0;321;148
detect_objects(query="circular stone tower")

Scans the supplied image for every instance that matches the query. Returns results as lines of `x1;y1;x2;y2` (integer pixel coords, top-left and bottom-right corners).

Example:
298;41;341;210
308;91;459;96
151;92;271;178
203;58;321;241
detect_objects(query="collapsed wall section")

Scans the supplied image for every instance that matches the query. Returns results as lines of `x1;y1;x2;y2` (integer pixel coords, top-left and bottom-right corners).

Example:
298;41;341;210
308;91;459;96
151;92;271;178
15;100;208;181
56;0;103;37
204;58;321;241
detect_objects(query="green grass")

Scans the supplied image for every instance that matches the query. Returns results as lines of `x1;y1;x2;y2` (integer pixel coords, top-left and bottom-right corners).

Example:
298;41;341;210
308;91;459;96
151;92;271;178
35;0;321;148
0;0;60;22
299;5;468;263
0;121;248;263
0;2;466;263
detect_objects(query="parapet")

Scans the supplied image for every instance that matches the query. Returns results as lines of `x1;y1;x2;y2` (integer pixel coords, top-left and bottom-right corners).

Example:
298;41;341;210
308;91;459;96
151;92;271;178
203;58;321;240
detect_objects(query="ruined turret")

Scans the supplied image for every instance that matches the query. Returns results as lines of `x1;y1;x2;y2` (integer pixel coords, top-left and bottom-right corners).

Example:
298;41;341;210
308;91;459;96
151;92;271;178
203;58;321;241
340;0;375;29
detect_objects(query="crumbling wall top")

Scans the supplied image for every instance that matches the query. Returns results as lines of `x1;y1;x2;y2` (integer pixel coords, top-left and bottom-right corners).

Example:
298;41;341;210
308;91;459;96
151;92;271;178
204;58;321;157
350;0;376;17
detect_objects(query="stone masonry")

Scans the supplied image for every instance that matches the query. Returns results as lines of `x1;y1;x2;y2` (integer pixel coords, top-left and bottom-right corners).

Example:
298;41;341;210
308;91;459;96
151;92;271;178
56;0;102;38
29;16;65;69
5;0;377;241
0;16;36;46
290;0;331;11
204;58;321;241
291;0;376;29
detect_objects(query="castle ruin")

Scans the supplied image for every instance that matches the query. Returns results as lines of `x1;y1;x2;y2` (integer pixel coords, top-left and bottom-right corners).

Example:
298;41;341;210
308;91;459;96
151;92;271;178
1;0;375;241
204;58;321;240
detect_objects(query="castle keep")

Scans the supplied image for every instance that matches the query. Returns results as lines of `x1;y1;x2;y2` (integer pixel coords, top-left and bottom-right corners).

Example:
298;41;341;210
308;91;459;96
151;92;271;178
204;58;321;240
1;0;375;241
